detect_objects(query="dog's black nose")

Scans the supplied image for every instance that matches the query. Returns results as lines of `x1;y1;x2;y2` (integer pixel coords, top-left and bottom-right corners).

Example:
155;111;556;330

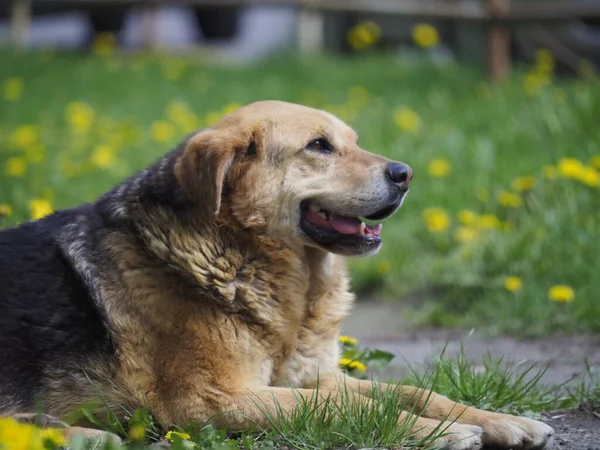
386;162;413;187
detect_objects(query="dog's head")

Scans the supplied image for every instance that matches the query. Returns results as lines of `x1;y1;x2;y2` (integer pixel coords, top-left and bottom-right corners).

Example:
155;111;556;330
175;100;412;257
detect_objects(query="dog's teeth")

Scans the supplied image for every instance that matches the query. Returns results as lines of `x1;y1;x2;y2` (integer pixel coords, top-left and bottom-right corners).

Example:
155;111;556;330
317;211;328;220
359;222;366;235
308;203;321;213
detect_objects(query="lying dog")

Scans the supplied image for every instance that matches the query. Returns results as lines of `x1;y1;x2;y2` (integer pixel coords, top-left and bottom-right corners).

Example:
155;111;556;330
0;100;553;449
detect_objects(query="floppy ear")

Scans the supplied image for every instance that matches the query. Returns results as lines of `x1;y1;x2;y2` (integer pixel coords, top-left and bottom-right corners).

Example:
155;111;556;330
174;129;248;217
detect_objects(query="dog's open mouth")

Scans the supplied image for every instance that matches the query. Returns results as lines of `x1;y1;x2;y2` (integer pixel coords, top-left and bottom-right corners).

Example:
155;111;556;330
299;199;400;255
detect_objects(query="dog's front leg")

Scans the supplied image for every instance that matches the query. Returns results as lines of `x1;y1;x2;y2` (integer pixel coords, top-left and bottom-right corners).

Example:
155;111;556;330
334;374;554;450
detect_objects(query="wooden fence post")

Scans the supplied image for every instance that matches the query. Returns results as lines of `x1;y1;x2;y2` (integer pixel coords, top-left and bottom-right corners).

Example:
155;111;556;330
488;0;511;82
10;0;31;49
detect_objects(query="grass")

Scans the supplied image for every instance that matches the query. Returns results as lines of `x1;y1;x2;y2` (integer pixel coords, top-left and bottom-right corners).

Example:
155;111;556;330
42;339;588;450
1;48;599;337
0;46;598;446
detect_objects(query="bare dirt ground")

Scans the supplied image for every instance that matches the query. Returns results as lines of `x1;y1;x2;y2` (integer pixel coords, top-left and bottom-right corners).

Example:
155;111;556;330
342;300;600;450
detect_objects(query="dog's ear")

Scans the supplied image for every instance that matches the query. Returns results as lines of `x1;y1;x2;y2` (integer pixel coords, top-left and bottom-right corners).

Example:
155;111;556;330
174;129;249;217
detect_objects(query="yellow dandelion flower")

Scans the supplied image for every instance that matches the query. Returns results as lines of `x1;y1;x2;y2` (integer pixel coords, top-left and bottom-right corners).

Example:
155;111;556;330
339;335;357;345
394;108;421;133
455;226;479;244
534;49;555;73
91;145;116;169
377;259;390;274
412;23;439;48
151;120;175;143
497;190;522;208
427;159;452;178
165;430;192;442
92;32;116;56
557;158;584;178
6;157;27;177
29;199;53;220
0;204;13;217
523;71;550;96
548;285;575;303
40;427;67;447
542;165;557;179
3;77;24;102
504;276;522;292
590;156;600;170
576;166;600;187
423;208;450;232
476;214;500;230
457;210;478;226
511;176;536;192
476;188;489;202
10;125;38;148
0;417;41;450
346;21;381;50
128;423;146;441
66;101;95;134
339;358;367;372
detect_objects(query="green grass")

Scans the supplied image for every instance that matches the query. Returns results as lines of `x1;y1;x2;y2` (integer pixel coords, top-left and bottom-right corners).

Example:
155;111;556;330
0;49;598;335
53;341;586;450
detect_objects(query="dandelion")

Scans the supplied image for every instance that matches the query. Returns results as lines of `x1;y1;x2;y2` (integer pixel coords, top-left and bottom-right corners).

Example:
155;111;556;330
511;176;536;192
40;427;66;447
339;358;367;372
6;157;27;177
590;156;600;170
66;102;95;134
91;145;116;169
504;276;522;292
339;335;357;345
557;158;584;178
151;120;175;143
165;430;192;442
423;208;450;232
10;125;38;148
394;108;421;133
0;204;13;217
92;32;117;56
346;21;381;50
548;285;575;303
523;71;550;96
29;199;53;220
497;191;522;208
412;24;439;48
476;214;500;230
377;259;390;274
535;49;555;73
576;167;600;187
3;77;24;102
427;159;451;178
455;227;479;243
457;210;478;226
128;423;146;441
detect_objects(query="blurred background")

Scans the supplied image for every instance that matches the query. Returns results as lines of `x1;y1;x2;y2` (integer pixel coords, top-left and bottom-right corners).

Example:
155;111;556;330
0;0;599;341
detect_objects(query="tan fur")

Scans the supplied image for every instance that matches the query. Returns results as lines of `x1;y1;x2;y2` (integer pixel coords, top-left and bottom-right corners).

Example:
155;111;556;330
7;101;553;449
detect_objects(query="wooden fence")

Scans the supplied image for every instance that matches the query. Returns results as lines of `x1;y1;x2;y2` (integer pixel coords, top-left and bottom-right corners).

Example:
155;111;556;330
8;0;600;81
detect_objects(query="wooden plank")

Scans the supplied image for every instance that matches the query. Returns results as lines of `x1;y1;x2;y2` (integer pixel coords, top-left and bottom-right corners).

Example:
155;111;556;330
10;0;31;49
488;0;510;82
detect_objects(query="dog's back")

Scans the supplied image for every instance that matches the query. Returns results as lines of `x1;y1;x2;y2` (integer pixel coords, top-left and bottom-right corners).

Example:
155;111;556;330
0;210;114;415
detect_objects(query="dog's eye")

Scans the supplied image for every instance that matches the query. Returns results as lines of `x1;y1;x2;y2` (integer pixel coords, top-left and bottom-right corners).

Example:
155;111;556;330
306;138;333;154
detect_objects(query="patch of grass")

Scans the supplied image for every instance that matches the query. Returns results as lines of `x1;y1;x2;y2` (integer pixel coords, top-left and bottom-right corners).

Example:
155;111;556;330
1;49;598;337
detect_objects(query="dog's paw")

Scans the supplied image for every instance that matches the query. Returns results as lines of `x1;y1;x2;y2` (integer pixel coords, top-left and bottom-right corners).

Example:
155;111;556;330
481;414;554;449
413;419;483;450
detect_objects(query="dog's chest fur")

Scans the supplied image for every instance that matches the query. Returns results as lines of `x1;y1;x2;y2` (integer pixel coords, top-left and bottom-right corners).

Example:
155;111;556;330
103;218;355;409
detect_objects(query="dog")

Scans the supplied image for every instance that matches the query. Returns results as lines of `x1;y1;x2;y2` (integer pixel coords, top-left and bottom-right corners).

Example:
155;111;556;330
0;100;554;449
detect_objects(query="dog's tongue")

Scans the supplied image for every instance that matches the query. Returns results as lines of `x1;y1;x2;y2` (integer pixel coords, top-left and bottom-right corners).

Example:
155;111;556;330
330;214;362;235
